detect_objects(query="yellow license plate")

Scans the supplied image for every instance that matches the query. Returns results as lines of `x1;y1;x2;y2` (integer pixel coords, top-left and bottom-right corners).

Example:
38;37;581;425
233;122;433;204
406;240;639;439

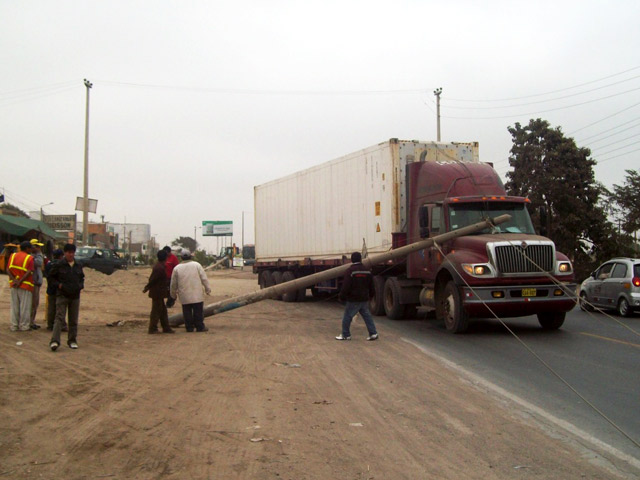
522;288;537;297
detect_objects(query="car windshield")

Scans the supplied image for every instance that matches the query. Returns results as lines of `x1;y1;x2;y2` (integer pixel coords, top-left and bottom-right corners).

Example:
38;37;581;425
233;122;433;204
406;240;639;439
448;201;536;234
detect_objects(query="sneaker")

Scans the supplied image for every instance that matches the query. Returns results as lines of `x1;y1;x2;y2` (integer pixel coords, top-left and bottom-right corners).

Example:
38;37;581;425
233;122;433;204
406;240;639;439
68;342;78;349
148;330;160;334
196;327;209;332
162;329;176;334
366;333;379;341
335;334;351;341
30;324;41;330
50;341;59;352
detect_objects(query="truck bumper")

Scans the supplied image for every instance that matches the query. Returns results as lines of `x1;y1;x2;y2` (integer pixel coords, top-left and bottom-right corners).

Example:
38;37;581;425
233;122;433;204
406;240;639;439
461;283;577;318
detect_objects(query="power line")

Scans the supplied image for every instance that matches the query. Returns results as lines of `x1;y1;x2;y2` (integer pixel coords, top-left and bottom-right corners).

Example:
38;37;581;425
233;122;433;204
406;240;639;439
442;86;640;120
443;75;640;110
446;65;640;102
576;117;640;143
97;80;430;96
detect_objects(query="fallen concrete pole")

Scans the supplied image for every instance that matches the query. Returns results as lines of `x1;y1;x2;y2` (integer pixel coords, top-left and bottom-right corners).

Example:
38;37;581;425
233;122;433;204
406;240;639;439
169;214;510;326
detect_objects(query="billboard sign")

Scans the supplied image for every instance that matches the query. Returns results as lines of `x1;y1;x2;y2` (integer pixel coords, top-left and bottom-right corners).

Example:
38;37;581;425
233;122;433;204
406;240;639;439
43;214;77;231
202;220;233;237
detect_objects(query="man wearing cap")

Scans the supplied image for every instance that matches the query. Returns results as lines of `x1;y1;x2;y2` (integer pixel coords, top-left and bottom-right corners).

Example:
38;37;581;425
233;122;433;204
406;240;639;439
29;239;45;329
7;241;35;332
169;249;211;332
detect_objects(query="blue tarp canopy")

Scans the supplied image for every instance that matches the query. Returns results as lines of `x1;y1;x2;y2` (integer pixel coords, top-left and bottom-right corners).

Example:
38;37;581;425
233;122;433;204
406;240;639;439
0;214;66;240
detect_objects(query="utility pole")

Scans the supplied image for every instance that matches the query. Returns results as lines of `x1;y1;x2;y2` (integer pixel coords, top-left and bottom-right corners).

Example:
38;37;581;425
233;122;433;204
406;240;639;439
82;78;93;245
433;87;442;142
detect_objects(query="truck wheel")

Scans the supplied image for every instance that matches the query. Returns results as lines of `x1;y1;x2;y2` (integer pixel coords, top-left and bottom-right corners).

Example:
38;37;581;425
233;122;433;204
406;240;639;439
439;281;469;333
369;276;386;316
281;271;299;303
271;271;284;300
579;291;594;312
383;277;406;320
259;270;274;289
617;297;631;317
537;312;565;330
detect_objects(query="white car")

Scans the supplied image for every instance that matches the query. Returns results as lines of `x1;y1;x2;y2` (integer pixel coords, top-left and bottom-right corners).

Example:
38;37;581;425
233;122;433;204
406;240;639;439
579;258;640;316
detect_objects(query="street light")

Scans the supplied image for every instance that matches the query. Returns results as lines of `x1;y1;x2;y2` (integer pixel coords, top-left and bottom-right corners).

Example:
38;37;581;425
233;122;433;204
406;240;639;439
40;202;54;221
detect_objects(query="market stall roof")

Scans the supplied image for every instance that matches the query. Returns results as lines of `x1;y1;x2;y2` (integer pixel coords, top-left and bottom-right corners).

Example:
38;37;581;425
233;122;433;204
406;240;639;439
0;214;66;240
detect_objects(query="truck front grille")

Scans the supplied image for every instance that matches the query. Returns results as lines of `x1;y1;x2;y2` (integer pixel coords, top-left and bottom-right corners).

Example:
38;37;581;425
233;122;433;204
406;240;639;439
493;243;554;274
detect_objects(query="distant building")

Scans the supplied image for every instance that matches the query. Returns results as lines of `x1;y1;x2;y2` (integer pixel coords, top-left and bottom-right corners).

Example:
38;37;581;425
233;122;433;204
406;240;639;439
108;223;151;248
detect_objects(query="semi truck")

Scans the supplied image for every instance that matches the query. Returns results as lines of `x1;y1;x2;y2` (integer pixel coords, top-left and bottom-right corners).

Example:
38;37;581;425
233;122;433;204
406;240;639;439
253;139;576;332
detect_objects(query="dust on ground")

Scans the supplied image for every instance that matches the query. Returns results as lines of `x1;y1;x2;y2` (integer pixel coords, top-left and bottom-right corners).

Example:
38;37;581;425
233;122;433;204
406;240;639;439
0;267;637;479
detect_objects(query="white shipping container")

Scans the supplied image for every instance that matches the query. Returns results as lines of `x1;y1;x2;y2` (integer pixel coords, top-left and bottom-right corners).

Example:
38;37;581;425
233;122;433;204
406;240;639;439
254;139;479;262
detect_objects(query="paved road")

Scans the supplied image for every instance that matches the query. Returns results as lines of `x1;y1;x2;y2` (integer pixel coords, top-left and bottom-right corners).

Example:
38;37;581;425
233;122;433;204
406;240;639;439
376;306;640;462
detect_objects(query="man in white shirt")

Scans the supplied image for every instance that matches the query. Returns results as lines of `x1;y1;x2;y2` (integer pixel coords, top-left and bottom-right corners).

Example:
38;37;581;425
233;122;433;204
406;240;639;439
169;249;211;332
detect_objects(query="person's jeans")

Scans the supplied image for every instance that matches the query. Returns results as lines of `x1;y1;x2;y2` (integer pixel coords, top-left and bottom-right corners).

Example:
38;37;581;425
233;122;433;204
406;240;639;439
182;302;205;332
342;301;377;337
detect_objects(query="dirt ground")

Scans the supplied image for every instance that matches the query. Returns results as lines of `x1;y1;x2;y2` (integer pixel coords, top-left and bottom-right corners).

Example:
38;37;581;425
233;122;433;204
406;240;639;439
0;266;637;479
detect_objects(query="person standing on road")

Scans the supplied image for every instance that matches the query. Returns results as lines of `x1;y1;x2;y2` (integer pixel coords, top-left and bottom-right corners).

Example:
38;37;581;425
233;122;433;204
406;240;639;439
7;241;35;332
48;243;85;351
335;252;378;341
29;239;45;330
143;250;175;334
163;246;179;308
45;249;66;331
170;249;211;332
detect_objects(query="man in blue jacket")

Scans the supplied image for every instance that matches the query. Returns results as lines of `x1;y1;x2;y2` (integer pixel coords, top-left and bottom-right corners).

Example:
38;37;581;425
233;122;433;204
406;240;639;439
335;252;378;341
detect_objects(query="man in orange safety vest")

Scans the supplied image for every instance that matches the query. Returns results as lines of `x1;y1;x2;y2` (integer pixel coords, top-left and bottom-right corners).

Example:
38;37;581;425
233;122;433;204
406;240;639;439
7;241;35;332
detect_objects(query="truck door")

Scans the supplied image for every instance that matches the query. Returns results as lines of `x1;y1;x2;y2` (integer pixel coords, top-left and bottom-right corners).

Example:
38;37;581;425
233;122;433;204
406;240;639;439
424;204;445;282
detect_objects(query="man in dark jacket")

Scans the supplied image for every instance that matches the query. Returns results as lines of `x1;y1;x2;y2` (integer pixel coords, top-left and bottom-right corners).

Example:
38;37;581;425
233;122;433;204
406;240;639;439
143;250;175;334
336;252;378;341
48;243;85;351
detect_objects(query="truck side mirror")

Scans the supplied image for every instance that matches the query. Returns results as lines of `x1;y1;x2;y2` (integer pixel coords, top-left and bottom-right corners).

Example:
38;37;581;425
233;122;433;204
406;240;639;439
419;206;429;238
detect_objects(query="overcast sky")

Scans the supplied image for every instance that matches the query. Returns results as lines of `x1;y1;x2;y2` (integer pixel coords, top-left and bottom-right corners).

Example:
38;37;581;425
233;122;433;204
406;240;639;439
2;1;639;252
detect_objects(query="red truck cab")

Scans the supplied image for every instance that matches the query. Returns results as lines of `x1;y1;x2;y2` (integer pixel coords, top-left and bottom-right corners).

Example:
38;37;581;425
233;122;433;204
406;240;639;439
397;161;576;332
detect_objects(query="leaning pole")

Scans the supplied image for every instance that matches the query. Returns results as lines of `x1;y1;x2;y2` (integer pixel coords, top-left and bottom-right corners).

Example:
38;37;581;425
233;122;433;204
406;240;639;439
169;215;510;326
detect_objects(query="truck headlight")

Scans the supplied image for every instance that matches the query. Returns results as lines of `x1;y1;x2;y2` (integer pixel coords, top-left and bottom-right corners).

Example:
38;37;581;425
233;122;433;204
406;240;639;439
556;261;573;274
462;263;494;277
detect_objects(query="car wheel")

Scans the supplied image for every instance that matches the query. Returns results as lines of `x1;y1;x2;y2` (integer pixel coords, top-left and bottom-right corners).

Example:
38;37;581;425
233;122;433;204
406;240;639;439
579;291;594;312
617;297;631;317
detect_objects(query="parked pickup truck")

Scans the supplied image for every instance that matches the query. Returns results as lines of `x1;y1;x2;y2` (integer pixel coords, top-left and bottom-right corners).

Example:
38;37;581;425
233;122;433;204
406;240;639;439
75;247;127;275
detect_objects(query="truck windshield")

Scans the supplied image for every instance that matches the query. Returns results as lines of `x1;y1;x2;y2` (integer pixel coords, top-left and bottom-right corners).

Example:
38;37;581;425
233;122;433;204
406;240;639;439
448;202;536;234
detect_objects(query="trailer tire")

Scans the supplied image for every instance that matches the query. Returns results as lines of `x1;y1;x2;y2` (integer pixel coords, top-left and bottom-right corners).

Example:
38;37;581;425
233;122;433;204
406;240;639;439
537;312;565;330
369;276;386;316
259;270;274;289
281;271;299;303
271;271;284;300
439;281;469;333
383;277;406;320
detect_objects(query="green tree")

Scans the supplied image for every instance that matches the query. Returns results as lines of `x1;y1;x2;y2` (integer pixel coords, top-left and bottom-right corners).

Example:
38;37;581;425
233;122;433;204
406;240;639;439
504;118;623;279
610;169;640;256
171;236;197;253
